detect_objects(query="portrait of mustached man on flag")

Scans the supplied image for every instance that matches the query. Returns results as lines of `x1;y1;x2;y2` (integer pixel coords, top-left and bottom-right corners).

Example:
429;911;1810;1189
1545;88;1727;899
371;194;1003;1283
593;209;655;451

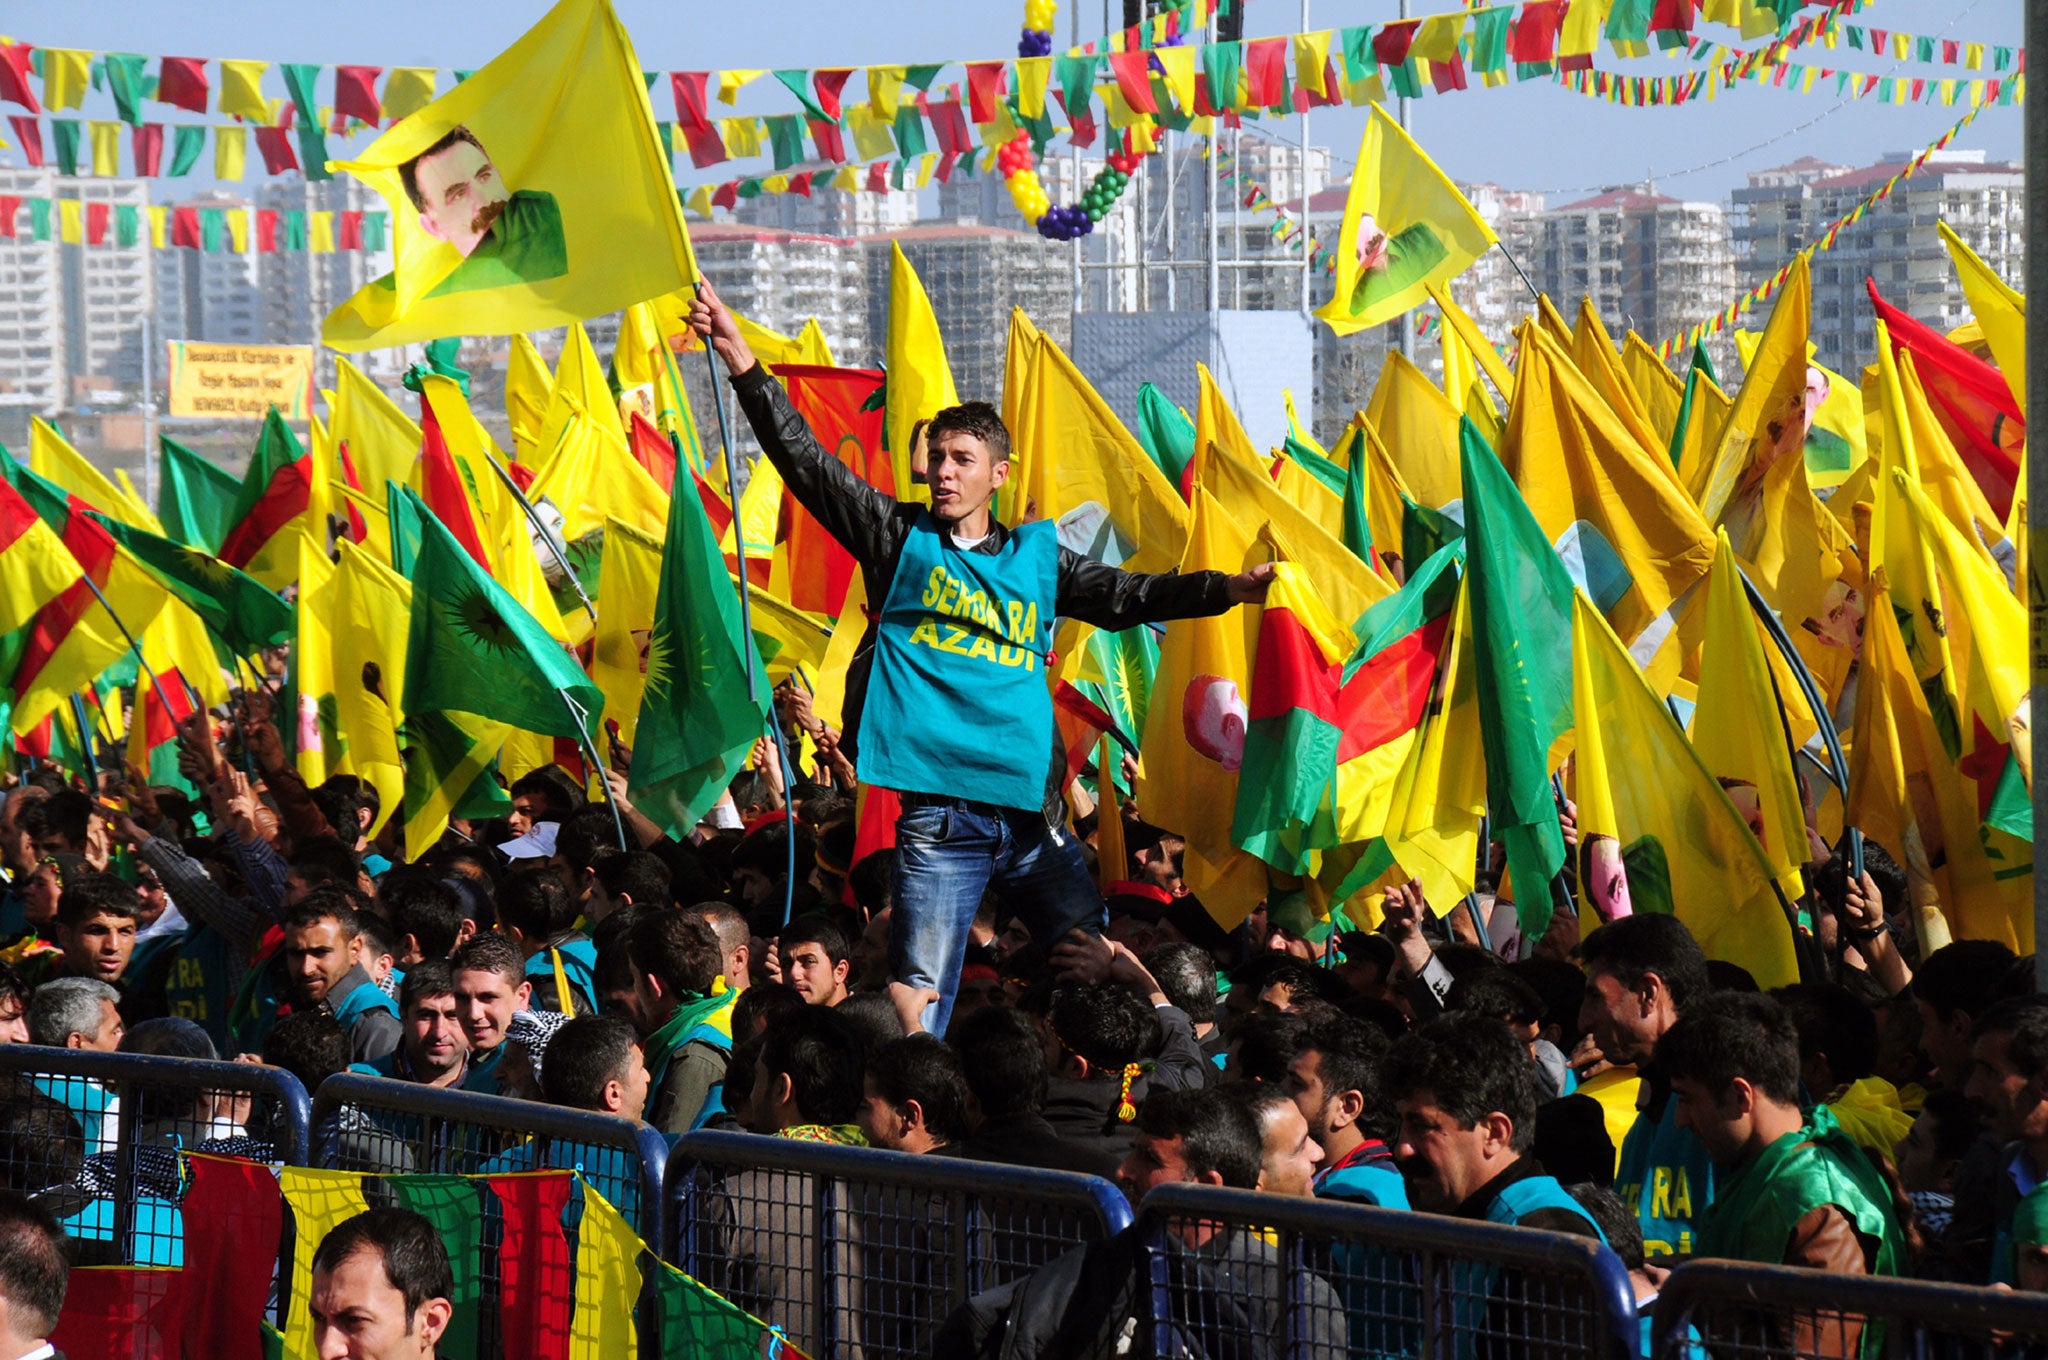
323;0;699;350
1316;106;1496;337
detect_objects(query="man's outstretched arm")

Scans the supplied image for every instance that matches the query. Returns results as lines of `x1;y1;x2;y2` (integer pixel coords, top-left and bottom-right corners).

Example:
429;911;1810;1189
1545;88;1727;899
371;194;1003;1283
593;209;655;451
689;281;902;569
1055;550;1273;631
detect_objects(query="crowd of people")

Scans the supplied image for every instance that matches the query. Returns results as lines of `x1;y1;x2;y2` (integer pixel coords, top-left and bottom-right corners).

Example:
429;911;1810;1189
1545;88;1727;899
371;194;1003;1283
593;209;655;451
0;682;2043;1352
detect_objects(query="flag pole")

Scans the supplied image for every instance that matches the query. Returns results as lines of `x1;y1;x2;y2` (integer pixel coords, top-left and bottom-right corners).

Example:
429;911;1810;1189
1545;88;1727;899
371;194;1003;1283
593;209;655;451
1736;566;1861;880
1493;240;1542;304
480;448;598;628
69;693;97;781
72;569;179;718
692;282;792;928
556;687;627;852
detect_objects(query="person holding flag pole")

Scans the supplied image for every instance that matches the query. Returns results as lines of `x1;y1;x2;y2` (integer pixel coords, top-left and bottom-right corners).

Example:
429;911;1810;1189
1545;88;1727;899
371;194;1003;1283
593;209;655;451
687;282;1274;1037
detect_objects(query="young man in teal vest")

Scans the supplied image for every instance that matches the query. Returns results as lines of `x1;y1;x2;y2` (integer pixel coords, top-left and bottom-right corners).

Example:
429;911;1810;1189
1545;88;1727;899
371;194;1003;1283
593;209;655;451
1579;912;1717;1258
1288;1014;1409;1208
689;283;1271;1036
1662;991;1903;1355
629;909;736;1136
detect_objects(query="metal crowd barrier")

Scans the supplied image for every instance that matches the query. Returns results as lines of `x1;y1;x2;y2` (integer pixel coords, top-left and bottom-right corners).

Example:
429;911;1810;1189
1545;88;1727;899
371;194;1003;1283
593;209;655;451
664;1129;1134;1360
309;1072;670;1243
1654;1258;2048;1360
1136;1183;1642;1360
0;1045;309;1275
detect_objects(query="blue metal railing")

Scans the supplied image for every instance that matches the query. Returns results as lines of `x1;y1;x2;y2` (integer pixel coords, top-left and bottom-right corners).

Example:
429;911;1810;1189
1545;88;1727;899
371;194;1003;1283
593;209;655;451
665;1129;1133;1360
1135;1183;1642;1360
1655;1257;2048;1359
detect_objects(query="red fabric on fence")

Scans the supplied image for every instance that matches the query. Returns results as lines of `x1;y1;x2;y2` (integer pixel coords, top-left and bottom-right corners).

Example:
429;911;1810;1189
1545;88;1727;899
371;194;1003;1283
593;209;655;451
489;1173;574;1360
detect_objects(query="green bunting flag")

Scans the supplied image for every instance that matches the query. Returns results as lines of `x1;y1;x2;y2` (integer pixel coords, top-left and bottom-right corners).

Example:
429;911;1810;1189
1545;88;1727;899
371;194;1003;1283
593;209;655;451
1461;415;1574;937
401;485;602;739
87;512;292;657
157;435;240;553
629;449;772;839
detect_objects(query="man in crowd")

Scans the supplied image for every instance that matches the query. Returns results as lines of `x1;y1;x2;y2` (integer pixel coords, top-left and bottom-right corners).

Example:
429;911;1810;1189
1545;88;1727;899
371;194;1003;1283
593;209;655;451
356;961;468;1088
780;916;852;1009
745;1006;867;1144
0;1192;67;1360
449;933;532;1094
497;867;597;1017
1288;1013;1408;1208
1222;1080;1323;1197
540;1015;651;1122
1660;992;1903;1350
1961;996;2048;1283
1578;913;1714;1256
309;1207;454;1360
688;281;1272;1036
948;1006;1121;1178
281;897;400;1064
859;1034;969;1154
16;873;139;994
629;910;737;1135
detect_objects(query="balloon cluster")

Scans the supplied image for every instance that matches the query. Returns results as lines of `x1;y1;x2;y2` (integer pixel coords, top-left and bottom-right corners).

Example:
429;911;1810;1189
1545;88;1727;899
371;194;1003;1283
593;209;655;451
1003;0;1162;241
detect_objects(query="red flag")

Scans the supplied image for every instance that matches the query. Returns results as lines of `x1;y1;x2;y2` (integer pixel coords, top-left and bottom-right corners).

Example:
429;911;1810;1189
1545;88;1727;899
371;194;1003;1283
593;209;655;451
253;127;299;176
171;207;201;249
418;404;492;568
1868;280;2023;518
694;468;734;541
851;783;902;875
807;117;846;164
490;1173;573;1360
178;1154;283;1360
671;71;713;130
1510;1;1565;62
1374;19;1421;66
133;124;164;176
334;65;384;124
626;410;679;495
0;44;39;113
337;209;364;249
1243;38;1290;106
813;69;854;121
256;209;279;253
52;1268;183;1360
8;115;41;168
776;365;889;617
966;62;1007;123
84;202;110;246
1053;681;1124;786
155;57;209;114
0;197;18;238
1107;51;1160;113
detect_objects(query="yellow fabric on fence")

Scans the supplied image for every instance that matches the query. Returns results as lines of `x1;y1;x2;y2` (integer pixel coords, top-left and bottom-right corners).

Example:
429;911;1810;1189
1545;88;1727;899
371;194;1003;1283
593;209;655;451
280;1169;372;1360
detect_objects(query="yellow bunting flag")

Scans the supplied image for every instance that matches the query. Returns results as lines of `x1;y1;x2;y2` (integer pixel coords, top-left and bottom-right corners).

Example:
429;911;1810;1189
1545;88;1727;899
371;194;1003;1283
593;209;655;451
279;1169;372;1360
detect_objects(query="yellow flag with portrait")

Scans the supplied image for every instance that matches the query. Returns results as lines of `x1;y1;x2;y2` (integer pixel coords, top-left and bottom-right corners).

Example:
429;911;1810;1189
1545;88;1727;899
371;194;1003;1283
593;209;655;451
324;0;698;349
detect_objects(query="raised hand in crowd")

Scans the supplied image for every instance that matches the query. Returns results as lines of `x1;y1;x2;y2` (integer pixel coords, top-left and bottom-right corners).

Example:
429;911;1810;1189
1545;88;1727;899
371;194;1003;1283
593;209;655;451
1841;866;1911;997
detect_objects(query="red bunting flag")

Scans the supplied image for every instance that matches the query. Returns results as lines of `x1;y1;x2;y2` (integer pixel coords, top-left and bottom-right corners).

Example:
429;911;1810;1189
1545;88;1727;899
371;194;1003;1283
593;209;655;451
338;209;363;249
1242;37;1289;106
489;1174;573;1360
253;126;299;175
808;116;846;163
133;123;164;176
966;62;1007;123
927;98;973;156
256;209;279;253
0;197;17;238
171;206;201;248
814;68;854;121
8;116;41;168
1373;20;1421;66
155;57;210;113
671;70;712;130
1107;50;1160;113
85;202;110;246
333;65;383;125
0;44;39;113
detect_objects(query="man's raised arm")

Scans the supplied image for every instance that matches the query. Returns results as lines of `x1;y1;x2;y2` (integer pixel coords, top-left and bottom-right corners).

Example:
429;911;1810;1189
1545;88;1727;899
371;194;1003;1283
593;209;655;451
688;281;900;570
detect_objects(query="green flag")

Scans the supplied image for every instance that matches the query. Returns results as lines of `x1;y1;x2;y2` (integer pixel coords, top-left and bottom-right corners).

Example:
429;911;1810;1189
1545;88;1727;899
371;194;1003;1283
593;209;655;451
387;481;423;576
87;512;292;657
158;437;240;553
1341;435;1374;565
629;453;771;838
401;486;601;739
1461;416;1574;937
1132;382;1195;489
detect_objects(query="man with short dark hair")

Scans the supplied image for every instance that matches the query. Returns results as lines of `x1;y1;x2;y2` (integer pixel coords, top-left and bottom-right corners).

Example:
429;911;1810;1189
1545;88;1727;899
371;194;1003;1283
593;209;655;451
309;1207;454;1360
1287;1014;1407;1207
1385;1013;1604;1236
628;911;737;1135
0;1191;67;1360
378;872;469;967
1962;996;2048;1285
780;916;851;1008
356;962;468;1088
495;867;596;1017
747;1007;867;1144
449;933;531;1095
1661;992;1903;1350
859;1035;969;1153
540;1015;650;1120
1219;1080;1322;1197
281;897;400;1064
947;1006;1120;1178
1577;912;1713;1257
590;851;670;923
16;873;139;992
506;769;578;839
689;284;1271;1039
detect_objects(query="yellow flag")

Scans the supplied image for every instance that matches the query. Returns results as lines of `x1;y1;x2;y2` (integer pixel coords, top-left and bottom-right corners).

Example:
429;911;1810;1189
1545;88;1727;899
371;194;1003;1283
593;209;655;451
528;413;667;542
1939;220;2024;413
215;126;246;182
295;539;340;783
325;0;700;349
279;1168;371;1360
1571;593;1798;987
1689;531;1810;896
330;541;410;836
1316;107;1496;336
1203;437;1392;629
884;241;960;501
999;307;1039;490
1005;327;1189;575
1623;332;1685;448
1569;299;1663;459
568;1184;643;1360
1501;326;1715;687
217;59;271;121
744;581;835;680
1137;484;1269;927
330;356;421;496
593;517;662;747
1195;363;1265;477
1694;254;1811;522
1426;283;1515;405
1732;329;1867;489
1365;350;1462;513
1382;578;1486;908
536;322;629;472
808;569;866;732
31;418;160;531
90;122;121;177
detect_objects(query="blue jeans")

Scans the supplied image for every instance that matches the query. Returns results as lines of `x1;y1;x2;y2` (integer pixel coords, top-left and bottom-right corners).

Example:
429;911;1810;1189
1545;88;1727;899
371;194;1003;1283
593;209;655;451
890;797;1106;1035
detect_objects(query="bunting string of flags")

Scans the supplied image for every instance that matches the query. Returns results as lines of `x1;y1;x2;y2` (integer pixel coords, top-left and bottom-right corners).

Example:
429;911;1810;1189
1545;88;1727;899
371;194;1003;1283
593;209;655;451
1654;101;1983;358
3;0;2026;192
0;194;389;252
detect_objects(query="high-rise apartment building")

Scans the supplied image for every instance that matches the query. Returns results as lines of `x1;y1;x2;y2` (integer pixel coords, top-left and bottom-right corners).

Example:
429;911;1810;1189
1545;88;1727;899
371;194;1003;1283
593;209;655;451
54;176;154;401
0;167;66;418
1733;148;2023;370
864;224;1076;406
1521;188;1735;356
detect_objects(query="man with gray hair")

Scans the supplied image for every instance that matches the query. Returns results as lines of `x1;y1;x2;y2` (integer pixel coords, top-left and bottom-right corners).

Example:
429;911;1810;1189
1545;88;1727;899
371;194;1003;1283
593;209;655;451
26;977;124;1158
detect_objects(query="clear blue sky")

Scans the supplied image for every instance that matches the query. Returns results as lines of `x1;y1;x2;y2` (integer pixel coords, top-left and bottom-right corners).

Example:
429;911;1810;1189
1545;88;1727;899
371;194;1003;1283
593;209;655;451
18;0;2024;205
